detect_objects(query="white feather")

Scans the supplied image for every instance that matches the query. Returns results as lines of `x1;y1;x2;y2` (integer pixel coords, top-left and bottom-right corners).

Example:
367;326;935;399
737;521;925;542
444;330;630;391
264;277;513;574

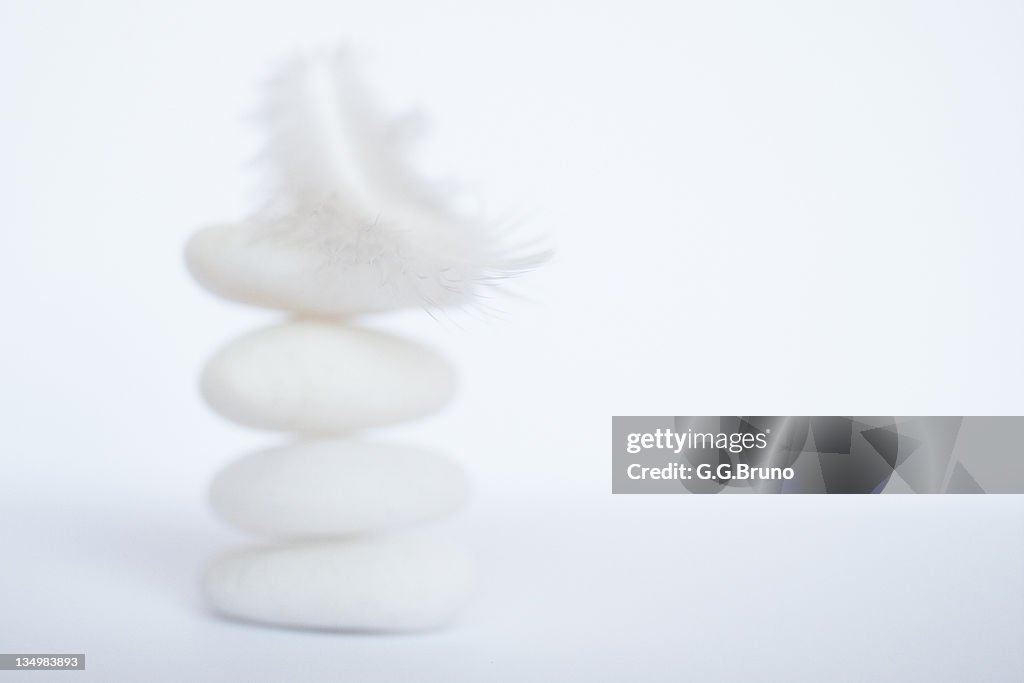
236;49;545;311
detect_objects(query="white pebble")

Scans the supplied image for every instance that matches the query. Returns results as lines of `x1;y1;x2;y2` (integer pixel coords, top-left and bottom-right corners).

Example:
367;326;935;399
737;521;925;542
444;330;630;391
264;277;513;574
203;538;476;631
185;222;467;315
210;439;469;537
201;320;455;433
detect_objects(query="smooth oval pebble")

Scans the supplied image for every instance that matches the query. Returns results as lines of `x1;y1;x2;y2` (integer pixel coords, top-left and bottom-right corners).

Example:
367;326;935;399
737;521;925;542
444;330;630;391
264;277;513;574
210;439;469;537
185;222;460;315
201;320;455;433
203;538;476;631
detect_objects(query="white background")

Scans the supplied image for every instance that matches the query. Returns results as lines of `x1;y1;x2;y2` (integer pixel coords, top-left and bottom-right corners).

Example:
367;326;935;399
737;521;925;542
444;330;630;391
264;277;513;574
1;1;1022;680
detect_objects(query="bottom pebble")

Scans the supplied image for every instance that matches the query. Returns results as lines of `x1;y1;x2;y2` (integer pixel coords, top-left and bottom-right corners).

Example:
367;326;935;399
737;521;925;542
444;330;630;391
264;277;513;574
203;538;476;632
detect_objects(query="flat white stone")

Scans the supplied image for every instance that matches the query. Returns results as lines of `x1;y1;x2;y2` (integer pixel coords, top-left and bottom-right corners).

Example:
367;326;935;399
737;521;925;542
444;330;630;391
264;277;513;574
210;439;469;537
203;538;476;632
201;320;455;433
185;221;475;315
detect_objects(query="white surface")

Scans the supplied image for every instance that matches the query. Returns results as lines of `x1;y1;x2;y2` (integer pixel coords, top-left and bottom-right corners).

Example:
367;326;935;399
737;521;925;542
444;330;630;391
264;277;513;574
201;320;455;433
2;497;1022;681
1;0;1022;681
210;439;468;537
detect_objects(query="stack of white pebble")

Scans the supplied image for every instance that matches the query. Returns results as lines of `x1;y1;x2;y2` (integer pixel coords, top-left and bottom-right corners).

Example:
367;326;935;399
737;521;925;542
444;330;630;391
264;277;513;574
184;50;541;632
